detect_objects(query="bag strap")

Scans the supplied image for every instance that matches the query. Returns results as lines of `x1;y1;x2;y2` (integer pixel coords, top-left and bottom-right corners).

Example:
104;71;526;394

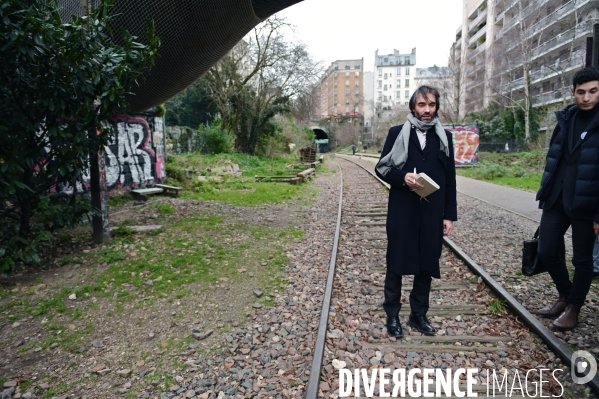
534;226;540;239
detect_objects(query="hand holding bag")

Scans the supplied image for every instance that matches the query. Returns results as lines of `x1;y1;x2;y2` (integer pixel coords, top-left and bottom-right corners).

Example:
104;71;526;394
522;227;546;276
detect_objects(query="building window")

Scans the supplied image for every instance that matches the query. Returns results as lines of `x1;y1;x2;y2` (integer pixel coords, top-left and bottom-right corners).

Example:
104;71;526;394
378;68;382;76
345;80;349;86
345;89;350;95
334;108;338;113
334;90;338;96
334;81;338;87
355;99;360;104
355;62;361;69
384;84;388;90
397;68;402;75
384;73;388;79
346;71;350;78
335;63;339;70
405;68;410;76
389;84;392;89
355;90;360;95
334;99;338;105
396;91;401;99
397;79;401;86
355;106;360;113
384;95;388;101
334;72;338;78
355;80;359;87
355;71;360;78
345;99;349;104
404;56;410;64
405;79;410;87
377;91;382;99
345;62;350;69
378;80;382;88
405;90;410;98
384;57;388;63
345;107;350;113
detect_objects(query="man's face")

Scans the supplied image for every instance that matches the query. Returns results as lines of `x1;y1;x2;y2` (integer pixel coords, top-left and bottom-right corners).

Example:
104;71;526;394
571;80;599;111
413;93;437;122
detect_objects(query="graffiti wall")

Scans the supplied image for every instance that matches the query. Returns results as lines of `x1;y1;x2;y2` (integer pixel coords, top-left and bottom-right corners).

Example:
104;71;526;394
445;124;480;166
104;114;166;188
60;113;166;194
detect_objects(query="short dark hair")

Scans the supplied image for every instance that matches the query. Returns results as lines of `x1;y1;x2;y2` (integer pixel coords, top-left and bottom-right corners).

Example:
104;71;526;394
409;85;441;117
572;67;599;89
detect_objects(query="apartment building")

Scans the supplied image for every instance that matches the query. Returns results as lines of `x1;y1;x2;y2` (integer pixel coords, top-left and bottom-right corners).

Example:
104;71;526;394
453;0;599;115
374;49;418;112
315;59;364;118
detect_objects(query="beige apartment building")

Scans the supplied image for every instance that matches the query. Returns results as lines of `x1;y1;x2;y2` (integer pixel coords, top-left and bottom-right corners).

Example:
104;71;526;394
316;59;364;118
453;0;599;116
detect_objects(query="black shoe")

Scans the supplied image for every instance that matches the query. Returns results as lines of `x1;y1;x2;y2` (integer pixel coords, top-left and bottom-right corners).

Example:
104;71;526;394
386;316;403;338
408;312;436;335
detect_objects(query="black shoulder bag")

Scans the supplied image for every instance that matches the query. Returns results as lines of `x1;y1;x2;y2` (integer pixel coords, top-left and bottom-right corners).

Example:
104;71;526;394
522;227;546;276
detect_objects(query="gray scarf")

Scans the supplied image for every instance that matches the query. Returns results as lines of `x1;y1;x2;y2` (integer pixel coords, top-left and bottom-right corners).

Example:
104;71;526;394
376;114;450;177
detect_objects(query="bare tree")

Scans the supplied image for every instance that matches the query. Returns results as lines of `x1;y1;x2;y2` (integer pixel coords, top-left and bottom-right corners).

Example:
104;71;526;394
204;17;322;153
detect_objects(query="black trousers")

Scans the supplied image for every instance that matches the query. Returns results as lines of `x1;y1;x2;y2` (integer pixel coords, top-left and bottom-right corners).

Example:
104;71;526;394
383;269;432;318
538;196;596;308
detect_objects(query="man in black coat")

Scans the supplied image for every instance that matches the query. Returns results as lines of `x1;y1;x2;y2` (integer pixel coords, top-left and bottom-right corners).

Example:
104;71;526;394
375;86;457;337
536;67;599;330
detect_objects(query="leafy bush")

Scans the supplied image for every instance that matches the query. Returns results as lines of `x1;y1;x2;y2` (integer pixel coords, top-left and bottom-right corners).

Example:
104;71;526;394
199;122;234;154
478;163;507;179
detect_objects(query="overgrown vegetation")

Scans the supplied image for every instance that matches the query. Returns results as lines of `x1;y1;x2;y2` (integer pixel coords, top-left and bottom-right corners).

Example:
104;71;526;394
457;151;545;191
164;153;318;206
0;0;159;271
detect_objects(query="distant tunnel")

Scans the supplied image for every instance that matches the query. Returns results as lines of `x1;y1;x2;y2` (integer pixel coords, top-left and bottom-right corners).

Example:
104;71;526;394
313;128;330;153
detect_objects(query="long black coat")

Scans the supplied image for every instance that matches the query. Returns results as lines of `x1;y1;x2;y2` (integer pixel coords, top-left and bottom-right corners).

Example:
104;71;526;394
375;124;458;278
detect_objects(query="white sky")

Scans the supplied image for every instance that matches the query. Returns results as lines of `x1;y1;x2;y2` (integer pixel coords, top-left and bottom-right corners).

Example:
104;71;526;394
276;0;464;72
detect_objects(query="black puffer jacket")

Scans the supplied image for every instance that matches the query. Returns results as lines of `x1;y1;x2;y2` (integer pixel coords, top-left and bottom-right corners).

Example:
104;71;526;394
536;104;599;223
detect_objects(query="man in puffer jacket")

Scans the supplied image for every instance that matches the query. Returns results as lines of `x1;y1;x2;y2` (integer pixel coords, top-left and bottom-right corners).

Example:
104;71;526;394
536;67;599;330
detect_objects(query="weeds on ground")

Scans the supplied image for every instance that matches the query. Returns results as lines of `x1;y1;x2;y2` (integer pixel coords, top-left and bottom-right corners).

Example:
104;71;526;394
488;298;508;315
457;151;545;191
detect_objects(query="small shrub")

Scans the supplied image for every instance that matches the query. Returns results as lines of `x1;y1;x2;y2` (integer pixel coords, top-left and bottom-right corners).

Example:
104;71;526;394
111;226;135;237
479;163;507;179
155;204;175;215
199;122;234;154
192;179;217;194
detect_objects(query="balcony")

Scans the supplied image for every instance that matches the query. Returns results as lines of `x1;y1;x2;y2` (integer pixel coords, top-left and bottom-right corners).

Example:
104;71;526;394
499;50;585;93
468;9;488;33
468;25;487;47
467;42;486;62
466;77;485;91
494;0;553;39
531;19;597;59
532;90;566;107
495;9;506;23
527;0;596;39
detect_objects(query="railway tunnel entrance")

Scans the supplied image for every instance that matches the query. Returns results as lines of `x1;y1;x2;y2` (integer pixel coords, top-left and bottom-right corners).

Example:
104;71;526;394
313;128;330;153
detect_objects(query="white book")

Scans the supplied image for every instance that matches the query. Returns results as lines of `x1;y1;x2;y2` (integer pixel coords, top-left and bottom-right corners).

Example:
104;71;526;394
413;172;439;198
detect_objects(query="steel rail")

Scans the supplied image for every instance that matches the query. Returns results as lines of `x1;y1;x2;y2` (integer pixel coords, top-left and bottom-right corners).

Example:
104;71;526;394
305;161;343;399
336;154;599;395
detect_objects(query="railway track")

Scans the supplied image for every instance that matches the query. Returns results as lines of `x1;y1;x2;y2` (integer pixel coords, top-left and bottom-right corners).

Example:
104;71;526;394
305;156;598;398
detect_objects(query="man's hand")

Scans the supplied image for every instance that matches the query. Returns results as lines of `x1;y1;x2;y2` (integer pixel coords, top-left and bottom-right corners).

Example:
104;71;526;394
405;172;424;190
594;221;599;235
443;220;453;236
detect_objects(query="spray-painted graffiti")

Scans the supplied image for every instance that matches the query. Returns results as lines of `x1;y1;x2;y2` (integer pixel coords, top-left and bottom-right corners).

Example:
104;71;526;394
58;113;166;194
445;125;480;166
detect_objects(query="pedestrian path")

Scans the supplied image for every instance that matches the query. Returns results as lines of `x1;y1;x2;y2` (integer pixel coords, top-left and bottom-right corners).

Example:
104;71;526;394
355;155;542;223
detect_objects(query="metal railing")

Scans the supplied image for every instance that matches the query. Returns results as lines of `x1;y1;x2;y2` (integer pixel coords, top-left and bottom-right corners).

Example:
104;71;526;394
467;42;487;61
468;25;487;46
468;8;488;32
532;90;565;106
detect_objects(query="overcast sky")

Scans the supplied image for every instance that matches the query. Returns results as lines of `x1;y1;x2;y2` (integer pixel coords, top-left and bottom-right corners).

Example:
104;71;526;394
276;0;464;72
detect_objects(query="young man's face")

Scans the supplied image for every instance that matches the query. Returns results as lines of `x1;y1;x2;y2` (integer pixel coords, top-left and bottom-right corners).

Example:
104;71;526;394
571;80;599;111
413;93;437;122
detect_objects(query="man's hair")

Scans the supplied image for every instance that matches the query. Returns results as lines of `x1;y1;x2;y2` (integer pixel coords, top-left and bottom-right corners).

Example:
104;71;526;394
409;85;441;117
572;67;599;89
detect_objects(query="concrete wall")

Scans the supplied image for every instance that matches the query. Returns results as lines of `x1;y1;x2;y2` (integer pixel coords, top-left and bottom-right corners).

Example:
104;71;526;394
61;113;166;194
